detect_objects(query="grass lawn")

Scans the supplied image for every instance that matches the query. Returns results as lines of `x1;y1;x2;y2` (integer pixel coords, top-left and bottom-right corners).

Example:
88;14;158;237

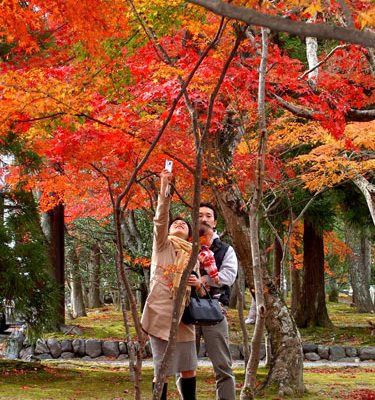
1;360;375;399
4;295;374;399
47;295;375;347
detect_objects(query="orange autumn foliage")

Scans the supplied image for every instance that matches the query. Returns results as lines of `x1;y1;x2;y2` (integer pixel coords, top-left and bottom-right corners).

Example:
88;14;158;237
0;1;373;225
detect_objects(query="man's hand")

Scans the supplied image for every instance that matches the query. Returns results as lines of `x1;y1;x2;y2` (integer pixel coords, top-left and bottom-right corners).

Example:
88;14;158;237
201;275;211;290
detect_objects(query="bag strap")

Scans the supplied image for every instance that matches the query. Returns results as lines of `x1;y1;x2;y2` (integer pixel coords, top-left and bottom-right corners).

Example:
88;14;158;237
191;282;213;301
190;271;214;301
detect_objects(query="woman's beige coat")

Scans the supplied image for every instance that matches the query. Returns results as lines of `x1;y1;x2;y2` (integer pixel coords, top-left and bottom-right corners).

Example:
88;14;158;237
141;194;195;342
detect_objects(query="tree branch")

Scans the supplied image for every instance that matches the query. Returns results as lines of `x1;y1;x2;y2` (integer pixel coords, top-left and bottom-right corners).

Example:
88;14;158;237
188;0;375;48
337;0;355;29
271;93;375;122
298;45;348;81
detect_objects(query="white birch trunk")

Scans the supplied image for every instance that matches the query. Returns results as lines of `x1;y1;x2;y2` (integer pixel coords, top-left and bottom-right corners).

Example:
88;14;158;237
353;176;375;225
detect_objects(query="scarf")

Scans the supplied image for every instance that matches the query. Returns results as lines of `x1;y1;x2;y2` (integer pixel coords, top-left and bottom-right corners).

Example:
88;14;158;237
168;235;193;312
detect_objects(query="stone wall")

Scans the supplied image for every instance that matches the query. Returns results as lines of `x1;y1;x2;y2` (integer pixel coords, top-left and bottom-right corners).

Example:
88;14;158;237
17;338;152;361
11;338;375;363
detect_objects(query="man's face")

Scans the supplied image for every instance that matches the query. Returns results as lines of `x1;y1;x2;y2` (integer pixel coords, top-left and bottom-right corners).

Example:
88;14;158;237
199;207;216;230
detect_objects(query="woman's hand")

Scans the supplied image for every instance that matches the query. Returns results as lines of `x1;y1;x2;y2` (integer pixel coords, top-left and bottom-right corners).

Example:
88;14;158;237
160;169;173;195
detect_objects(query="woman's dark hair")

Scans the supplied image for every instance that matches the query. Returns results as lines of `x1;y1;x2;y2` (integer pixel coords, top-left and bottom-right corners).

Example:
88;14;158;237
199;202;217;221
168;217;192;238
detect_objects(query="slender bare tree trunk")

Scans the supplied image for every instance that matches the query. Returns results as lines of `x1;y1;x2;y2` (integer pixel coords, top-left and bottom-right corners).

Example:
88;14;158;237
87;243;102;308
0;193;4;224
236;275;250;365
346;226;375;312
69;247;86;318
113;205;145;400
306;14;319;88
273;237;283;289
240;28;269;399
353;176;375;225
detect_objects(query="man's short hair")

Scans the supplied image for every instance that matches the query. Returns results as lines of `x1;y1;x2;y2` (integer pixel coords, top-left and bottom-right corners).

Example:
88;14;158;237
169;217;192;238
199;202;217;221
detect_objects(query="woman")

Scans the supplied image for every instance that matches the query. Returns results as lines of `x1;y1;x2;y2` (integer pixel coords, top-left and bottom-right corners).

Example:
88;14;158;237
141;169;202;400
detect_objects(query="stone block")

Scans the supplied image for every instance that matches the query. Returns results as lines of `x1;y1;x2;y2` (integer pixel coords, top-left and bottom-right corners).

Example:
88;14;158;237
102;341;120;357
305;352;320;361
34;339;49;355
329;346;346;361
47;339;62;358
359;347;375;361
85;339;102;358
303;343;318;353
119;341;127;355
72;339;86;356
19;346;33;360
345;347;358;357
60;352;75;359
35;353;53;360
61;340;73;353
317;345;329;359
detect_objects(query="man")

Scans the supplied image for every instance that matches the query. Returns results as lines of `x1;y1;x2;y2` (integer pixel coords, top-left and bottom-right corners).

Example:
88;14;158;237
197;202;238;400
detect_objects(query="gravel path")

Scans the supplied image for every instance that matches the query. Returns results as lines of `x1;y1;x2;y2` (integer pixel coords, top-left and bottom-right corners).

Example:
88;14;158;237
52;357;375;369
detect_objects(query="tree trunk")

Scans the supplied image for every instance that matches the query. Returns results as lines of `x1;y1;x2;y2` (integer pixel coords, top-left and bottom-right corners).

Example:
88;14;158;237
273;237;283;289
236;276;250;365
231;265;246;309
70;271;86;318
294;217;332;328
0;193;4;224
261;269;304;397
87;243;102;308
47;203;65;326
290;268;302;315
346;226;375;312
204;119;304;398
328;276;339;302
114;205;145;400
353;176;375;225
122;210;144;254
211;166;305;398
69;247;86;318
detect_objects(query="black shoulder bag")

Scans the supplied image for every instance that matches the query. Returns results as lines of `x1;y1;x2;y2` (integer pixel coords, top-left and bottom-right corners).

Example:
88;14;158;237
182;285;224;326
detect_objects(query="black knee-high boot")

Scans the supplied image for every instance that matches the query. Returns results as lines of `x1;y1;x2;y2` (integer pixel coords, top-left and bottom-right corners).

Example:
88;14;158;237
152;382;168;400
179;376;196;400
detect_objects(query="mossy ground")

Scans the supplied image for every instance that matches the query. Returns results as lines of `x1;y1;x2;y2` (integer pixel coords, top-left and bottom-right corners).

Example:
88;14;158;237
16;294;373;399
46;295;375;347
1;360;375;399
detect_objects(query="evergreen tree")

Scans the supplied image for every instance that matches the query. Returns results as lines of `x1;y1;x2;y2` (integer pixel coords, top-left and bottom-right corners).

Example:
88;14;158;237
0;189;59;342
1;132;59;341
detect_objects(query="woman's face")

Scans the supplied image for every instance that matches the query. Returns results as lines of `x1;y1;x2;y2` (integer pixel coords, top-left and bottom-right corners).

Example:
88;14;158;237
169;219;190;240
